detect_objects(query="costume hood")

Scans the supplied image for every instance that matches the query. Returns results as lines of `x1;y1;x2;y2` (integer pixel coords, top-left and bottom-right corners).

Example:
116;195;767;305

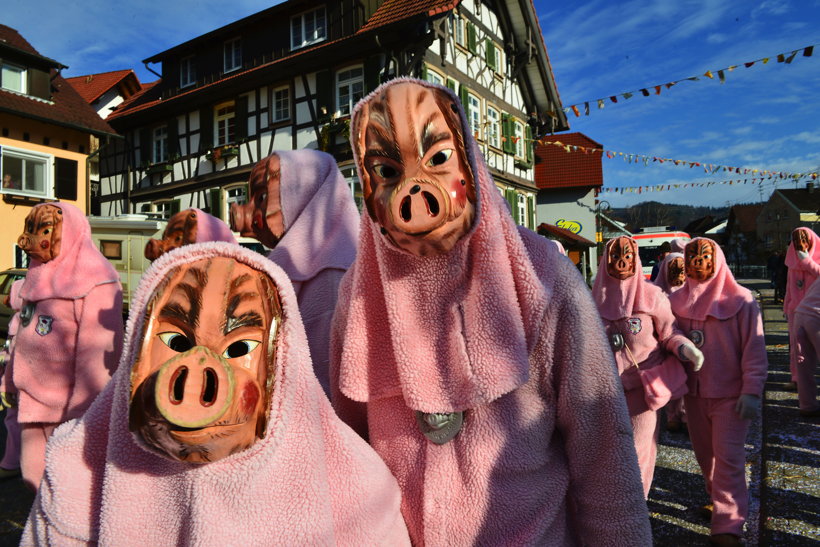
20;202;120;301
592;237;657;320
669;237;752;320
336;78;548;413
268;149;359;281
785;227;820;269
31;242;409;545
192;208;237;244
653;252;685;295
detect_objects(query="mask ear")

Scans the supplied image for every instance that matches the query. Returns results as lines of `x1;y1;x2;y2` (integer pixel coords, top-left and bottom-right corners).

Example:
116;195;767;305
351;100;374;218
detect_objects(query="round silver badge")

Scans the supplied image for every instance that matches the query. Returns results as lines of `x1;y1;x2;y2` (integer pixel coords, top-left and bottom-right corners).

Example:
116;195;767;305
19;302;36;328
610;333;625;352
415;411;464;445
689;329;705;348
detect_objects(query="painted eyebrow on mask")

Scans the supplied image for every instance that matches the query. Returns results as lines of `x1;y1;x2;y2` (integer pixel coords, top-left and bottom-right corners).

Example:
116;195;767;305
363;124;402;164
159;267;207;329
420;114;451;156
223;273;263;334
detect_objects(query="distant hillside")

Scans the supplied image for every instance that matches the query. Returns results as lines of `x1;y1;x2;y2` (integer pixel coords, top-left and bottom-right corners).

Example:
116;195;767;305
609;201;729;233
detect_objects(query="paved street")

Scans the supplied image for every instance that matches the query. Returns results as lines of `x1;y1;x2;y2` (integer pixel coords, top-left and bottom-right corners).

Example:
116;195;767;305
0;280;817;546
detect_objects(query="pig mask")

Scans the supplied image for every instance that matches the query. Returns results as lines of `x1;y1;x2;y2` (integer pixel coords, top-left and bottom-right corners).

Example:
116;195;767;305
685;239;716;281
606;236;636;280
668;256;686;287
18;204;63;263
229;154;285;249
129;256;282;464
353;80;476;256
793;228;813;253
144;209;198;261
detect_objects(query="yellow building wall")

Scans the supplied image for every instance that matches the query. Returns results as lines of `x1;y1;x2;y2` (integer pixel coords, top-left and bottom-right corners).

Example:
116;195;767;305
0;112;92;270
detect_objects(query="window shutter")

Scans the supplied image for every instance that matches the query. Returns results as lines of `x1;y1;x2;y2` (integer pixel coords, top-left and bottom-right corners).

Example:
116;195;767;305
54;158;78;201
364;55;382;93
446;78;457;92
485;39;497;71
420;63;428;82
167;118;179;158
170;199;181;216
315;69;333;121
139;128;152;165
458;83;469;109
28;69;51;100
504;188;517;222
525;125;534;166
501;114;514;154
199;108;214;150
527;194;535;229
235;96;249;142
467;23;477;54
209;188;223;220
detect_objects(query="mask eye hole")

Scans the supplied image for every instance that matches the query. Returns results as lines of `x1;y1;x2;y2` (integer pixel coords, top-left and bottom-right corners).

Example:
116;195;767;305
373;164;399;179
427;149;452;167
159;332;193;353
222;340;260;359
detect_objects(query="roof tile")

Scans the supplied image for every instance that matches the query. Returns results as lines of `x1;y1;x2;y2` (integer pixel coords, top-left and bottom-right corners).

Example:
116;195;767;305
66;70;140;104
535;132;603;190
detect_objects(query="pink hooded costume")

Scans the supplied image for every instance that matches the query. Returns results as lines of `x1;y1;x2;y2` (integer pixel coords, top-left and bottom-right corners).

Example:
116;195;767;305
22;242;409;546
783;228;820;383
12;202;123;490
791;265;820;414
653;252;685;296
331;79;651;546
669;238;768;538
653;251;688;428
592;239;690;497
0;279;24;472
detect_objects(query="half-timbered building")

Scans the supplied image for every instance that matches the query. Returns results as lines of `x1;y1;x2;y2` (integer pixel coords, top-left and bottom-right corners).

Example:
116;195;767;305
96;0;568;230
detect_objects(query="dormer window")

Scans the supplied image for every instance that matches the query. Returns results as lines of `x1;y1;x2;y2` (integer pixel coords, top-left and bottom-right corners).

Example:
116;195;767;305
291;7;326;50
224;38;242;73
1;62;26;94
180;56;196;88
214;101;236;146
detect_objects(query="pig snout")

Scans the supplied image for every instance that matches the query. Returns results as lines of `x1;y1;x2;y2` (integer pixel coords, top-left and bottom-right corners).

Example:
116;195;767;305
154;347;235;429
144;238;163;261
390;181;448;234
229;202;257;237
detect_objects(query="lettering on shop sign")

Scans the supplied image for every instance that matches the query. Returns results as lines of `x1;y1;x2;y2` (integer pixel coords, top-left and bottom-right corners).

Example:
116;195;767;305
556;219;582;234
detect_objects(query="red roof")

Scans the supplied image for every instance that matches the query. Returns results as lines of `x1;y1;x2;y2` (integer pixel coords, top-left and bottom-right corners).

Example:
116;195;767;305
358;0;459;33
535;132;603;190
0;25;116;137
66;70;141;104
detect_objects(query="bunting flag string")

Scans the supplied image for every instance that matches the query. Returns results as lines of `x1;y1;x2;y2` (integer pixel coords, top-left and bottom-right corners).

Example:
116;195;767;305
598;176;812;194
536;138;819;182
560;44;815;118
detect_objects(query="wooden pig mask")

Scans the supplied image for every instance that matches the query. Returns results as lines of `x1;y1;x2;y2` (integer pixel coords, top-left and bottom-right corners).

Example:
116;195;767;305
129;256;282;464
18;204;63;263
685;239;716;281
353;81;476;256
606;236;636;280
668;256;685;287
144;209;198;261
793;228;813;253
229;153;285;249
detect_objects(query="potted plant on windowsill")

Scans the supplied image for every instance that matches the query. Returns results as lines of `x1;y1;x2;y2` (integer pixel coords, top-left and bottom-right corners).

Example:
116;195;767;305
206;145;240;162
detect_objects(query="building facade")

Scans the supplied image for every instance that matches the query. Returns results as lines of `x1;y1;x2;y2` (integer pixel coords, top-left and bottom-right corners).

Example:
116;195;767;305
95;0;568;229
757;184;820;253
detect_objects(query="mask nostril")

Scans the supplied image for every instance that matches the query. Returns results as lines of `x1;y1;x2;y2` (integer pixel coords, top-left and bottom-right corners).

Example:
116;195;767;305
409;184;421;195
422;192;439;217
170;367;188;404
201;368;218;407
400;196;412;222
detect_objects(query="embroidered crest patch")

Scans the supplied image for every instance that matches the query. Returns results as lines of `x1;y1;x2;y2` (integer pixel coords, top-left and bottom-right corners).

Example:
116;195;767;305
35;315;53;336
627;318;642;335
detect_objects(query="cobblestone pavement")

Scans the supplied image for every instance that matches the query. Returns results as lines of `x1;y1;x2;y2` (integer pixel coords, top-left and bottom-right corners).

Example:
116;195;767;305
0;280;817;546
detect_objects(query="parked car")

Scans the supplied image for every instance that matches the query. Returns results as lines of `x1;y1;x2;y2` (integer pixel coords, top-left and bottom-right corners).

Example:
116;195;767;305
0;268;27;345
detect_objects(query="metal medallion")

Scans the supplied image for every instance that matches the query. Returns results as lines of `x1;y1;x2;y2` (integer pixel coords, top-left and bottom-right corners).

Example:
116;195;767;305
19;302;35;328
415;411;464;445
797;279;804;289
610;333;625;352
689;329;705;348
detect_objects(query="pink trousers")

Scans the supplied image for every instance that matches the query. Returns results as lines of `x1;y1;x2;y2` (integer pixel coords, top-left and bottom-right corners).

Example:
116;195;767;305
0;406;20;469
685;396;749;536
793;312;820;412
625;388;659;498
788;315;799;382
20;423;56;491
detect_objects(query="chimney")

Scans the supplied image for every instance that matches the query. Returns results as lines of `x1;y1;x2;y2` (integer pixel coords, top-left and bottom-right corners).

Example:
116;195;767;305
808;182;815;194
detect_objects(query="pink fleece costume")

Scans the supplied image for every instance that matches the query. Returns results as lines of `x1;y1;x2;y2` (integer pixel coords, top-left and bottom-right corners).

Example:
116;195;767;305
791;271;820;413
268;150;359;396
331;78;651;546
592;240;690;497
0;279;24;471
191;207;236;243
22;242;409;546
653;252;688;426
669;238;768;537
784;228;820;383
12;202;123;491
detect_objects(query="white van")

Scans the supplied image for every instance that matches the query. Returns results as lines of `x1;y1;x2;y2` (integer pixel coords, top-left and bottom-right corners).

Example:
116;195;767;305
633;227;691;279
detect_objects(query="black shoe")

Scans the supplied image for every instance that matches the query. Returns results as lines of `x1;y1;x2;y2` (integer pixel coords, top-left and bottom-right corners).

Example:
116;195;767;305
0;467;21;480
799;407;820;418
784;381;797;391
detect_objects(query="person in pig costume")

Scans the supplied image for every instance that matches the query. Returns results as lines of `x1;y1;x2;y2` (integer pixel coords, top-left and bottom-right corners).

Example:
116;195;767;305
791;274;820;417
783;227;820;389
592;237;702;497
669;238;768;546
653;251;689;432
330;78;651;545
231;150;358;395
144;207;237;261
22;242;410;546
4;202;123;491
0;279;24;479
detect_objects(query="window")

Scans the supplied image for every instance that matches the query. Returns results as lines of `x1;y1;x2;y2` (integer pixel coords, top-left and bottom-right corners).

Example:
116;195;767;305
1;62;26;94
153;126;168;164
291;7;327;50
140;200;177;220
451;14;465;47
513;121;525;158
486;106;500;149
341;165;363;211
180;56;195;88
271;86;290;123
425;68;444;87
99;240;122;261
1;146;50;197
336;66;364;117
495;45;504;75
224;38;242;73
467;93;481;139
214;102;236;146
517;193;527;226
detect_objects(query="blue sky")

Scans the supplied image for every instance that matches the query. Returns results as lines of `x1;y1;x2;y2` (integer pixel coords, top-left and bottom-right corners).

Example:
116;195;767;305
4;0;820;209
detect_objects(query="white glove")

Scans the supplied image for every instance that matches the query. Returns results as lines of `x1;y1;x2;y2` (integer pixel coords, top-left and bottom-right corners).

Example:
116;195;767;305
678;343;704;372
798;250;809;260
734;394;761;420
